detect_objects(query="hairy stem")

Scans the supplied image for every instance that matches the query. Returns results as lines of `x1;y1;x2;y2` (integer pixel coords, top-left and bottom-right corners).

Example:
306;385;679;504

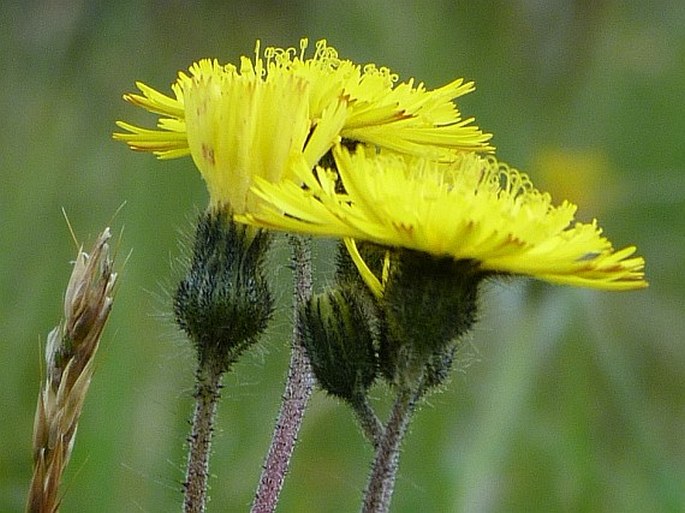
350;395;385;449
361;386;418;513
251;235;314;513
183;359;224;513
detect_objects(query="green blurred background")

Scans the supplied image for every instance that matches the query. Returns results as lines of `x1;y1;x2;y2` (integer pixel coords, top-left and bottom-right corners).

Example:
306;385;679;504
2;1;683;511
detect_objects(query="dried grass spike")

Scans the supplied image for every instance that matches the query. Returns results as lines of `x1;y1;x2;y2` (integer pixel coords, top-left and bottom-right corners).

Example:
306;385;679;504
26;228;117;513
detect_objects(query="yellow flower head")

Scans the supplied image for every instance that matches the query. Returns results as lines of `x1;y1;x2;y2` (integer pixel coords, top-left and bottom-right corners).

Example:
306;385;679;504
114;39;492;212
238;145;647;294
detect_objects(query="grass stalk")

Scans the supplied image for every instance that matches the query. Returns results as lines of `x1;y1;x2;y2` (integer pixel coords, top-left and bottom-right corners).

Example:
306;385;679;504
26;228;117;513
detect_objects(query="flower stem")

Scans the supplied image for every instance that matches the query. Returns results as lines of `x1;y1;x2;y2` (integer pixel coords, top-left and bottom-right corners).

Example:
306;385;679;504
361;385;419;513
350;396;385;449
183;358;224;513
251;235;314;513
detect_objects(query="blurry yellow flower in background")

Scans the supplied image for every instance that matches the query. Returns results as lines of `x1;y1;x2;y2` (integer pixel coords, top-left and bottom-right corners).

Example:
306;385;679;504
532;147;615;216
113;39;492;213
239;145;647;294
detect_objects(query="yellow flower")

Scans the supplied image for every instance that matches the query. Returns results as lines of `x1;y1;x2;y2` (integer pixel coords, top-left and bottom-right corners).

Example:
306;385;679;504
284;40;494;157
114;55;317;213
238;145;647;294
114;39;492;212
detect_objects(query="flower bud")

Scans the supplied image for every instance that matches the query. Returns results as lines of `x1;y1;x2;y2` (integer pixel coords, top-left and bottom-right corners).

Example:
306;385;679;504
378;250;484;388
174;209;273;370
299;287;378;403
